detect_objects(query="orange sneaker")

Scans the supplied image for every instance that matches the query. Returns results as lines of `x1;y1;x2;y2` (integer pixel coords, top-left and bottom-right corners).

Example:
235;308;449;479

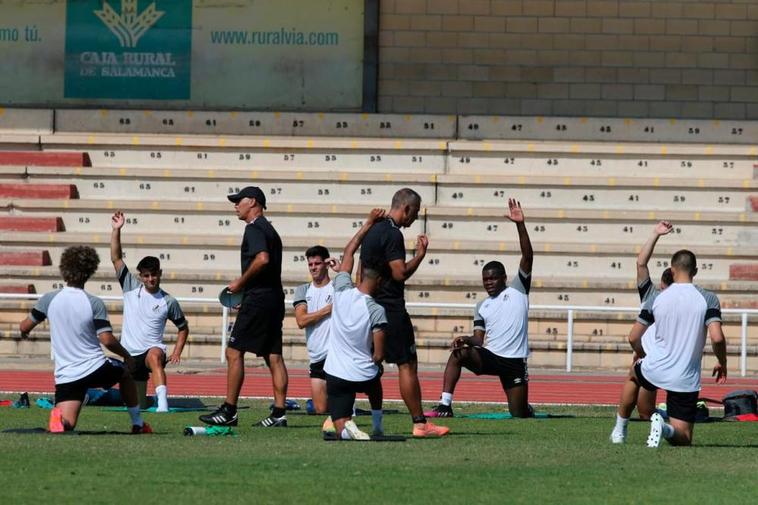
412;421;450;438
48;407;65;433
132;422;154;434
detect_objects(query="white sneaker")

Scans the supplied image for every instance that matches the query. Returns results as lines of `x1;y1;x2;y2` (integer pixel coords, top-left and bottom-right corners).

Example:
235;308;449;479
343;420;370;441
647;412;664;448
610;426;627;444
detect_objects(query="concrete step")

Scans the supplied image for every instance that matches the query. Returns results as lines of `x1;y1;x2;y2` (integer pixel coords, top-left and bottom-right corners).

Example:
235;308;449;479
54;109;458;138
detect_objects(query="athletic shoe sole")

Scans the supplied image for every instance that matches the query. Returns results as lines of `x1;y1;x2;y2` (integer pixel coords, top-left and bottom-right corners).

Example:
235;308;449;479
647;413;664;448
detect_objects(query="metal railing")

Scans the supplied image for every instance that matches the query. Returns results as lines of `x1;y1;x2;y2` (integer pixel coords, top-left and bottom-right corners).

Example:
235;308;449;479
2;293;755;376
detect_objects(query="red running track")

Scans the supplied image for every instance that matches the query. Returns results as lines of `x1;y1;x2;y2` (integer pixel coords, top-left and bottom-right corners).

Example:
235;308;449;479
1;368;756;405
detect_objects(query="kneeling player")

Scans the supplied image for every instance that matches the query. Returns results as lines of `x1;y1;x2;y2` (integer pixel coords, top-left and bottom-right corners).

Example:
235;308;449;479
324;209;387;440
111;211;189;412
610;221;673;443
430;199;533;418
19;246;151;433
293;246;335;430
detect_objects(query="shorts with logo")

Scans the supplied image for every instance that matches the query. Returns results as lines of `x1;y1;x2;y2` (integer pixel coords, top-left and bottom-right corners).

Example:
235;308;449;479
326;371;382;420
467;347;529;389
309;359;327;380
382;308;417;365
229;298;284;357
55;360;125;404
634;361;699;423
131;349;168;382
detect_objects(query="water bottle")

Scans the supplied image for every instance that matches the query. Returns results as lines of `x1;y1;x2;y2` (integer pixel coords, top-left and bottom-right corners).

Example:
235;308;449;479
184;426;208;436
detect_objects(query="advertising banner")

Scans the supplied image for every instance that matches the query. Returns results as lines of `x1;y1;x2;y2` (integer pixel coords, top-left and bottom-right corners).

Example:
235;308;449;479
0;0;365;110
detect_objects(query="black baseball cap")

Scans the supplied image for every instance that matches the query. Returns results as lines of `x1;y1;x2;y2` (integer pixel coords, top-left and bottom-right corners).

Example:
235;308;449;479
227;186;267;209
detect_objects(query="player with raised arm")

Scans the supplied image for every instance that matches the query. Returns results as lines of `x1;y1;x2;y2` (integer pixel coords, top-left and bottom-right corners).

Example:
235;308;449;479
324;209;388;440
629;249;727;447
610;221;673;443
111;211;189;412
359;188;449;437
19;246;151;433
293;245;336;431
429;198;534;418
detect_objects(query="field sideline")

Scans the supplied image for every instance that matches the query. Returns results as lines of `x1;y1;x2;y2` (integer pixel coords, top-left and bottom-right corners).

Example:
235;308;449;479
2;367;755;405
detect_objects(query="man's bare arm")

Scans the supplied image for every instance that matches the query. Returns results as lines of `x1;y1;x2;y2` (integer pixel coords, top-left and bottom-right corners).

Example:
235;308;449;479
628;322;647;357
388;234;428;282
505;198;533;275
340;208;385;274
636;221;673;284
708;322;728;384
228;252;269;293
19;317;38;339
110;211;126;273
294;304;332;329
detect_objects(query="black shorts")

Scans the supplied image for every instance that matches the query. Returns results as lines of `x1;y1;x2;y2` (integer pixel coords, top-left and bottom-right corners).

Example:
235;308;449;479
326;373;382;420
131;349;167;382
382;309;417;365
309;359;326;380
55;360;125;404
468;347;529;389
229;300;284;357
634;362;699;423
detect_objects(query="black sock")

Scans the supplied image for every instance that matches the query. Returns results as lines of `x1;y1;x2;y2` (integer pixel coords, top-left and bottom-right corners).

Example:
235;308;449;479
272;406;286;418
222;402;237;414
412;415;426;424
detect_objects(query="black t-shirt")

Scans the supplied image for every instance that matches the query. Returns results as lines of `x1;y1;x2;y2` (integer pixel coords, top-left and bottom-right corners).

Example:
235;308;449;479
240;217;283;304
359;218;406;310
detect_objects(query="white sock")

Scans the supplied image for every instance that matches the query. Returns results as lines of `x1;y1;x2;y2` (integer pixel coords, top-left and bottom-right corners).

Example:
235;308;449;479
127;406;143;427
371;409;383;433
155;385;168;411
615;414;629;430
662;423;675;439
340;427;352;440
441;392;453;406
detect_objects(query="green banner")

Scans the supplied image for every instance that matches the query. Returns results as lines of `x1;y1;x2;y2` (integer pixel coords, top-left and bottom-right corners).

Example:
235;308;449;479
0;0;364;109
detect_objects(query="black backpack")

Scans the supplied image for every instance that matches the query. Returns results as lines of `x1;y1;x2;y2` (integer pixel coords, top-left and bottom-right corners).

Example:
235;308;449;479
722;390;758;418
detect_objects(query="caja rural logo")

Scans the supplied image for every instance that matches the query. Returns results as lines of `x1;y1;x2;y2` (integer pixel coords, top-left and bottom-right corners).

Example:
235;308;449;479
95;0;164;48
65;0;192;100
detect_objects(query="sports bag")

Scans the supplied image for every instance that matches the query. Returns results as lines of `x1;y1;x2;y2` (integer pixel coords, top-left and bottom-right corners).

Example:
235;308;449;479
722;390;758;418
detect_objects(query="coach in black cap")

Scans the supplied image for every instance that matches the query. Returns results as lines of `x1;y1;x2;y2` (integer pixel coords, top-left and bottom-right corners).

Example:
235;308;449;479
200;186;289;428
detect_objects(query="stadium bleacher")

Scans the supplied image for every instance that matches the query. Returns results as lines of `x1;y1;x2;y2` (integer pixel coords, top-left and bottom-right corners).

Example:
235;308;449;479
0;108;755;371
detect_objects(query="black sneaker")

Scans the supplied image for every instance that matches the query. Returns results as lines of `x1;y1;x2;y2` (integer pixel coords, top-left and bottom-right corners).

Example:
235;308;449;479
257;415;287;427
430;404;454;418
199;404;238;426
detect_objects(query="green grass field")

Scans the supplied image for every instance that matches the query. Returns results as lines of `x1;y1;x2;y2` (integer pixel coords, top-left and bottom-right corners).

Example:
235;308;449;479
1;399;756;505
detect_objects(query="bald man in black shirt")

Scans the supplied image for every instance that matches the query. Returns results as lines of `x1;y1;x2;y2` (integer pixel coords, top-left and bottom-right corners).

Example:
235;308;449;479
359;188;449;437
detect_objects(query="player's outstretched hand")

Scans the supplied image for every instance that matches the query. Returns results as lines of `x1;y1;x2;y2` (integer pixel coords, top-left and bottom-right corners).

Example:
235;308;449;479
505;198;524;223
368;208;386;224
712;363;727;384
168;351;181;365
111;210;125;230
654;220;674;236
